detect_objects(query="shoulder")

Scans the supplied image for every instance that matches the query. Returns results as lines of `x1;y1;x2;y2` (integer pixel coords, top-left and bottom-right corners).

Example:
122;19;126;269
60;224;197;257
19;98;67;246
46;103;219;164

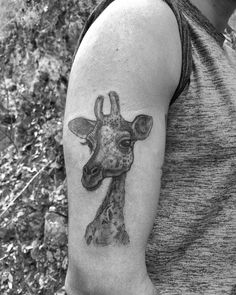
93;0;179;26
85;0;181;40
71;0;182;111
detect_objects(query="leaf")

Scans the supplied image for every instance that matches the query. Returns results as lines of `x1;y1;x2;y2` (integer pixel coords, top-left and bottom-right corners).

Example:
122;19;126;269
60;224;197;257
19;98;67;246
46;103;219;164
8;273;13;289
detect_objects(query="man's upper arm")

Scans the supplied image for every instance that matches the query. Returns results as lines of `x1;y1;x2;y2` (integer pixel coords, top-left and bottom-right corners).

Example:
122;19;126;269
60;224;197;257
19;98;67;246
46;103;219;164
63;0;181;294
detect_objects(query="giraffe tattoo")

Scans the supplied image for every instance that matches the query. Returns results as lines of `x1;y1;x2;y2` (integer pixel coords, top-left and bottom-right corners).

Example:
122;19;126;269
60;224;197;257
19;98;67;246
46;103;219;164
68;91;153;246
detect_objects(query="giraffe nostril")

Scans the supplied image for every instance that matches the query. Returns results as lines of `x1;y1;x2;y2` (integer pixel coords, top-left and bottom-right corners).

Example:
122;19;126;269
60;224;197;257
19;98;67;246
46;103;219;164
91;166;100;176
83;165;100;176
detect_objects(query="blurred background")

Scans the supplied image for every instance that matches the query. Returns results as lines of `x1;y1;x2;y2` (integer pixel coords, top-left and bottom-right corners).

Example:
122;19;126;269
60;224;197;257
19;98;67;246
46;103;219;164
0;1;99;294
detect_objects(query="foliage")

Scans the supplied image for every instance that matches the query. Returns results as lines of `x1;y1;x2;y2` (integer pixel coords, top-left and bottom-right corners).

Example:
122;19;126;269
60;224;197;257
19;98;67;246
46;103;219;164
0;0;99;294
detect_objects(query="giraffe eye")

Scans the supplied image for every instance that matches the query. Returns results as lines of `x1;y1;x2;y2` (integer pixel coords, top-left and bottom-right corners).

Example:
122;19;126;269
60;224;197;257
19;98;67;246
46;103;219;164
119;139;132;149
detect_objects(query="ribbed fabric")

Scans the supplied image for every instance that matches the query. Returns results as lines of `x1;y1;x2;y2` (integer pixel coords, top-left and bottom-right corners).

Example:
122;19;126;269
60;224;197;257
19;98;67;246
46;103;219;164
177;0;225;46
146;1;236;294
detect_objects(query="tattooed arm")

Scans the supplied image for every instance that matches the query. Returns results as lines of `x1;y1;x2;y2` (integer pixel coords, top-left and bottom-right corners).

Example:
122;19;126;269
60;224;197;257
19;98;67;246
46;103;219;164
63;0;181;294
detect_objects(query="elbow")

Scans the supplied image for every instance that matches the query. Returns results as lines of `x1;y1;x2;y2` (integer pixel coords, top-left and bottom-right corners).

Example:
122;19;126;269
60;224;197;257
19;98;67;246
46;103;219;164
65;278;119;295
65;263;148;295
65;266;119;295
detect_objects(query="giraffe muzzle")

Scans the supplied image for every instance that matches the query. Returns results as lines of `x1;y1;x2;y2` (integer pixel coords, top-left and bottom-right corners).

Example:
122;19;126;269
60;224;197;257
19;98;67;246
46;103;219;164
82;164;103;191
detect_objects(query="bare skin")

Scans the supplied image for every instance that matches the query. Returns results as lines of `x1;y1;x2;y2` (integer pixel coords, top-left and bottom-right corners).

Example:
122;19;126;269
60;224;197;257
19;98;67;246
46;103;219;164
190;0;236;32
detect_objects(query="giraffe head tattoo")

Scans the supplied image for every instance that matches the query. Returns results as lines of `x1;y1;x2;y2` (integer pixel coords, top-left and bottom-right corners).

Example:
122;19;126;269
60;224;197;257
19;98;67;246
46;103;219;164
69;91;153;246
68;91;153;191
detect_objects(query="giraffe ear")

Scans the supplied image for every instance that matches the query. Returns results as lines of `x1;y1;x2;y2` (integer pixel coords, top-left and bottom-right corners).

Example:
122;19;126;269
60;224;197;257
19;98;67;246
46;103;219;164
132;115;153;141
68;117;96;139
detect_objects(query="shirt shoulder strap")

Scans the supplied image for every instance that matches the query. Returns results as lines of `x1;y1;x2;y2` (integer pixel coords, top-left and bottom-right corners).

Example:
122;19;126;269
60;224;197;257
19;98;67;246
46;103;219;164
163;0;192;104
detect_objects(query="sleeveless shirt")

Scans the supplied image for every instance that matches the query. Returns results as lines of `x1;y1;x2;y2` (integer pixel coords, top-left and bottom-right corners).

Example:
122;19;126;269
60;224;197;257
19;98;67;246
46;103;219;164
74;0;236;293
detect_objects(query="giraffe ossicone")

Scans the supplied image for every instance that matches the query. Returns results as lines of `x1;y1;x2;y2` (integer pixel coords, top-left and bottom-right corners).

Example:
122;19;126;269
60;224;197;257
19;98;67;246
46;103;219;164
68;91;153;246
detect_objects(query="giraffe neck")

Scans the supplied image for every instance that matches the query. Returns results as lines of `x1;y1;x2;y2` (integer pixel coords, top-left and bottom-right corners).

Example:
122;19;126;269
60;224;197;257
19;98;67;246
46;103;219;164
85;172;130;246
108;172;127;204
94;172;127;220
